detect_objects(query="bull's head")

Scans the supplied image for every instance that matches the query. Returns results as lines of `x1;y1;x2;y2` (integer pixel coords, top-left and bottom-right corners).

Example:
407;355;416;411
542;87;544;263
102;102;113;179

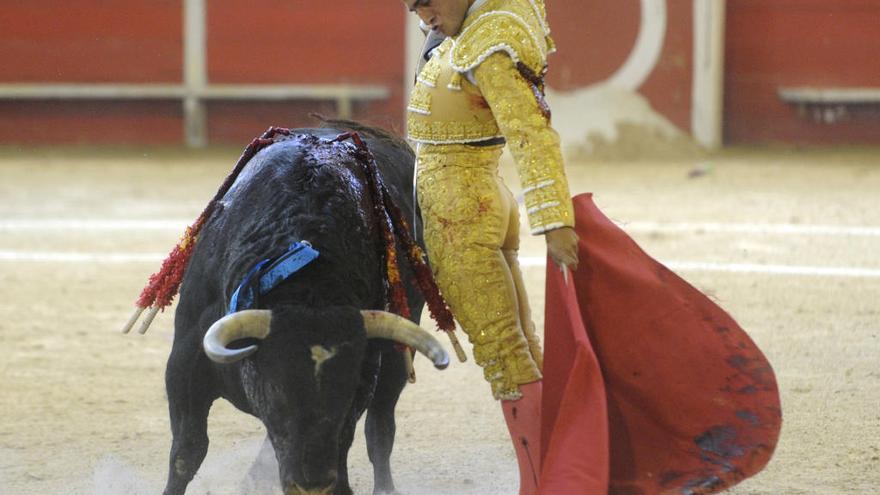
201;307;448;494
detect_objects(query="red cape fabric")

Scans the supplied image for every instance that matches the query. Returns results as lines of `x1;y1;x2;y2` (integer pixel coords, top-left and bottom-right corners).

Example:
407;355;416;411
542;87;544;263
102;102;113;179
540;194;782;495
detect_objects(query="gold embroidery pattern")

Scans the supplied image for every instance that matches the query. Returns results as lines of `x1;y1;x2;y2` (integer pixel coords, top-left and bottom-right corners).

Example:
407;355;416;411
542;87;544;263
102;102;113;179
408;39;454;117
418;42;446;87
407;83;433;116
450;0;550;76
416;144;543;400
472;51;574;233
406;0;556;145
407;38;501;143
407;119;501;144
447;72;463;91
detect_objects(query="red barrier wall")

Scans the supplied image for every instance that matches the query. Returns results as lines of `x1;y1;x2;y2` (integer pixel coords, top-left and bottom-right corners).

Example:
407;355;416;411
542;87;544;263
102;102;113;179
0;1;182;83
546;1;642;90
1;1;876;146
643;0;693;132
546;0;694;133
205;1;407;143
0;1;183;144
724;0;880;145
0;1;405;145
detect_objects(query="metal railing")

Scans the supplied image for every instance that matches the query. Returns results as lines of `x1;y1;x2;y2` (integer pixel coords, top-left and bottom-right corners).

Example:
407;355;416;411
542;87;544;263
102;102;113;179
778;86;880;124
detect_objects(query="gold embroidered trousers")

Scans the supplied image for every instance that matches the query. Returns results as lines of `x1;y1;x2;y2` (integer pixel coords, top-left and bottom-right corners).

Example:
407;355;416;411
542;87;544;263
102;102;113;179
417;143;542;400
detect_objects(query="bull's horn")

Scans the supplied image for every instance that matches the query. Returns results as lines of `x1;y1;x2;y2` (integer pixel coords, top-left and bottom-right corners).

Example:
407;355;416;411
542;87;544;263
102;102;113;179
203;310;272;364
360;310;449;370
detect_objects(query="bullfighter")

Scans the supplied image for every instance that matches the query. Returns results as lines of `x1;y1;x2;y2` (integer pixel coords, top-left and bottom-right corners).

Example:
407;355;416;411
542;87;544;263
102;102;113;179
402;1;578;493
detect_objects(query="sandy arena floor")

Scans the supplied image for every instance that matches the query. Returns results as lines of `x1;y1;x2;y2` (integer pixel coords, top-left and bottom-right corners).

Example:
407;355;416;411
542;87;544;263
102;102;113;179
0;144;878;495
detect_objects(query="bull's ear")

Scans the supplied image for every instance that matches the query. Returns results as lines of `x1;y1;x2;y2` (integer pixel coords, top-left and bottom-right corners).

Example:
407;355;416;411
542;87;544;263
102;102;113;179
203;310;272;364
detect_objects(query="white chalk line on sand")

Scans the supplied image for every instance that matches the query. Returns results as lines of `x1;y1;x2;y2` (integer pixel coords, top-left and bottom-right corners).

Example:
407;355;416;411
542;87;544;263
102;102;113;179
0;219;189;231
621;221;880;237
1;250;879;278
2;219;880;237
0;251;163;263
519;257;880;278
518;258;880;278
2;219;879;277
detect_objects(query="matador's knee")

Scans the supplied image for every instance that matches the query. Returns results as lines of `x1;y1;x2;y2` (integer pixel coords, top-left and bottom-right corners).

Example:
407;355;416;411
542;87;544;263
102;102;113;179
432;249;541;400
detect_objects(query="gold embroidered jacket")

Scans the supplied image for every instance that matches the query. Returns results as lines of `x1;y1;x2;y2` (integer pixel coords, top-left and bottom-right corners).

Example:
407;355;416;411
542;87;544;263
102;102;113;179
407;0;574;234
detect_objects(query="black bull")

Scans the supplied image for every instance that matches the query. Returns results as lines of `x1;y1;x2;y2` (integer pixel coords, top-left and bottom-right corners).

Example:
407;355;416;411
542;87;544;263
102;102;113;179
162;127;449;495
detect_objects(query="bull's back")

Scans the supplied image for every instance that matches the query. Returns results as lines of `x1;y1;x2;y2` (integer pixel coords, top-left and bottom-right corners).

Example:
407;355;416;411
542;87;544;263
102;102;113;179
174;129;418;336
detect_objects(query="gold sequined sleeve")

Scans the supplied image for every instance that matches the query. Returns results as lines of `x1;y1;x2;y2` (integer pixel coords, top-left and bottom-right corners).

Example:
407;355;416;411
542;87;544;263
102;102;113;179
472;51;575;234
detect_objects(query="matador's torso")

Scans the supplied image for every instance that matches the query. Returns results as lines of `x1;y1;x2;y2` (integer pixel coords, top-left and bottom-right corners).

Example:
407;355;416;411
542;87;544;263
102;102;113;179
406;0;574;235
407;0;554;144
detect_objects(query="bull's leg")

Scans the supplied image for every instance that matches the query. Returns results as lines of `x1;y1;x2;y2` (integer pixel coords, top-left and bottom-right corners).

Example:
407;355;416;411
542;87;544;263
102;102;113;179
162;396;212;495
333;412;358;495
365;348;408;495
334;348;383;495
162;353;214;495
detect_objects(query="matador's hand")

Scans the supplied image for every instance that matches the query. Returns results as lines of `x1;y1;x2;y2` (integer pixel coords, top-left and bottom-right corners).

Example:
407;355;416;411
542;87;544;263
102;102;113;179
545;226;579;271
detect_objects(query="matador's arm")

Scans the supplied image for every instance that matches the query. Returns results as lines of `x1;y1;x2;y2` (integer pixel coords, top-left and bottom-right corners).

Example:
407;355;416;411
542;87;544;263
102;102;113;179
472;52;575;235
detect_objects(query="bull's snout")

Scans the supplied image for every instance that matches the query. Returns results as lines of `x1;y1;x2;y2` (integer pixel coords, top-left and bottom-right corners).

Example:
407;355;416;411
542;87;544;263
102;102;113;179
284;468;337;495
285;482;335;495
